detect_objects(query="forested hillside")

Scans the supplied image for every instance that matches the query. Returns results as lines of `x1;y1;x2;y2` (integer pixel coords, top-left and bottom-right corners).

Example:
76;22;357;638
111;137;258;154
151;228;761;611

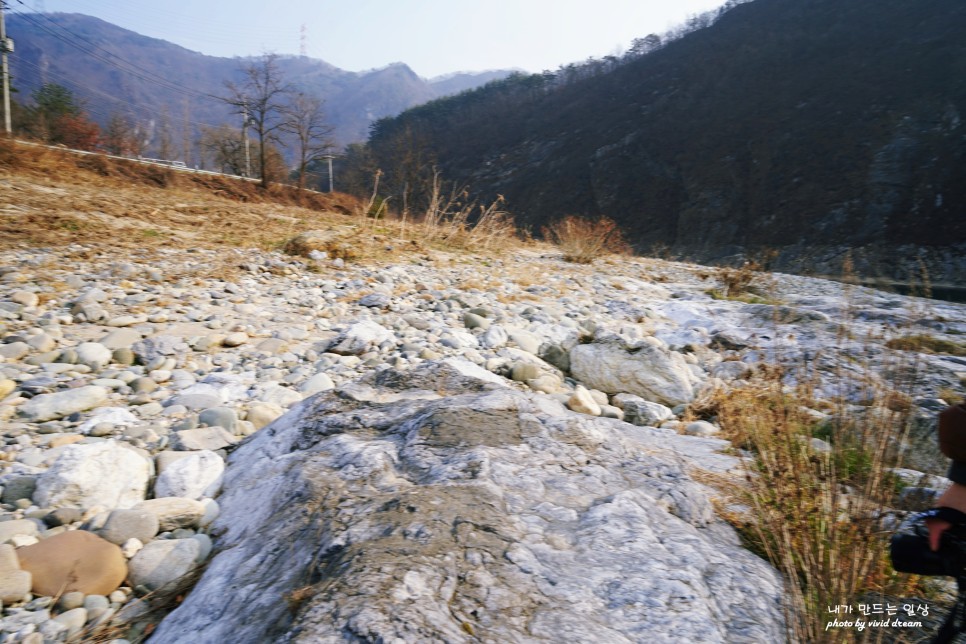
355;0;966;286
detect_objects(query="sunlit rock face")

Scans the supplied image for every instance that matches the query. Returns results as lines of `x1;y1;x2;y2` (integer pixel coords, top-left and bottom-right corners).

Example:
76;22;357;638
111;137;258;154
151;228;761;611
151;360;783;643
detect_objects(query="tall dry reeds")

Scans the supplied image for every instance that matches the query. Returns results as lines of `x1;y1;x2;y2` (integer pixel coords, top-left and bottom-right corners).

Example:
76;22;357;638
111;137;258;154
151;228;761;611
708;282;936;642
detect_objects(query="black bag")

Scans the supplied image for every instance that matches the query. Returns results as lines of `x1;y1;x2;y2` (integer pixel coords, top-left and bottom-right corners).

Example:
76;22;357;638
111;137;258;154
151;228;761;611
890;507;966;643
891;508;966;577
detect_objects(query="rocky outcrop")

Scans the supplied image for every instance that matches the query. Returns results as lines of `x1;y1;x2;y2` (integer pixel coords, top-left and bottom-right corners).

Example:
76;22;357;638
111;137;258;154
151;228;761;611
151;361;783;643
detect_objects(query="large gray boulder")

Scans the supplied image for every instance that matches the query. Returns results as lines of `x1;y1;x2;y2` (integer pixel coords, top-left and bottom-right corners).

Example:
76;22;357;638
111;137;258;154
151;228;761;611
149;361;782;643
570;334;702;407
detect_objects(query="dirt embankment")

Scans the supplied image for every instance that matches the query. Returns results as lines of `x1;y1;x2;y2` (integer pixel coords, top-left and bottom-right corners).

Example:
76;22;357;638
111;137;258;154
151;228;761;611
0;139;363;252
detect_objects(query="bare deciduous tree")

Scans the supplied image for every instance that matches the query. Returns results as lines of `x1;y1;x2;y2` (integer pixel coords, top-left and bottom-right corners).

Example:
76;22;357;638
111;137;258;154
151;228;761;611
219;53;291;188
102;113;141;157
280;91;334;191
199;124;245;175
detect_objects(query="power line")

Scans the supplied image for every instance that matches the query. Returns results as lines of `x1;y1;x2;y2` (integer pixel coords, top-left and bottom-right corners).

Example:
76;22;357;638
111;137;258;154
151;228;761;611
11;57;227;129
8;3;219;102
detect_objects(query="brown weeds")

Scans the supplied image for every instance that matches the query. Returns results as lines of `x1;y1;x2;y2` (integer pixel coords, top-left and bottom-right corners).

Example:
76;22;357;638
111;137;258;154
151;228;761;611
542;215;631;264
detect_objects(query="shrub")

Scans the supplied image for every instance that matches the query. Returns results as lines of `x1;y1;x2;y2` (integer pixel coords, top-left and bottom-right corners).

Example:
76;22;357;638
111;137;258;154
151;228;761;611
542;215;630;263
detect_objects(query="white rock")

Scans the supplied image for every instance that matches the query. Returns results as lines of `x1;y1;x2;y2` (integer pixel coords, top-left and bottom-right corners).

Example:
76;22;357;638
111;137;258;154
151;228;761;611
685;421;721;437
479;325;509;349
327;321;394;356
34;441;151;510
298;373;335;396
76;407;140;434
17;385;108;422
154;451;224;500
134;498;205;531
99;328;143;349
121;538;144;558
567;385;602;416
128;539;201;592
570;339;701;406
76;342;114;370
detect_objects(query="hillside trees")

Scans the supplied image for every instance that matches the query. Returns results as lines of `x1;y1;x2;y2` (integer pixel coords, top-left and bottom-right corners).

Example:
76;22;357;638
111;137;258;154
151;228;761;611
20;83;99;150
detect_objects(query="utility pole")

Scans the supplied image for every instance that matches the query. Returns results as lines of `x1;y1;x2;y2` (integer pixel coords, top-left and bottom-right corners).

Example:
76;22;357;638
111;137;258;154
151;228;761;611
324;154;334;192
0;0;13;136
241;102;251;178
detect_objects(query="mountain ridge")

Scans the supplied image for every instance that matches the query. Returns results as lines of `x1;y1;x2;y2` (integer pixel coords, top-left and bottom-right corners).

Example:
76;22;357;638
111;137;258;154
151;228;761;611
5;12;515;150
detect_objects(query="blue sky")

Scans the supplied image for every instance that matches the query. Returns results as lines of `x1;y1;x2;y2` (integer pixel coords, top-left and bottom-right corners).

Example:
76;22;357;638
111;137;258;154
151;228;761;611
31;0;729;78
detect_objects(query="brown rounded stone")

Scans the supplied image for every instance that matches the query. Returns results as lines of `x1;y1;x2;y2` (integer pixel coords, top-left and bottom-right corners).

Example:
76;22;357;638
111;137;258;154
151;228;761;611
16;530;127;596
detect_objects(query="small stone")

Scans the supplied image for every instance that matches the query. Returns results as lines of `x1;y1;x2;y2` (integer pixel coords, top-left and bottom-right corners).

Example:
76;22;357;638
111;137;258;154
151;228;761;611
197;407;238;432
47;433;84;448
26;333;56;353
127;539;201;592
221;332;249;348
684;420;720;437
0;543;32;603
133;498;205;531
199;498;219;527
34;440;151;510
83;593;110;611
255;338;288;354
0;378;16;398
509;362;541;382
1;476;36;504
173;426;238;451
567;386;602;416
245;403;284;430
121;538;144;559
16;530;127;596
0;519;40;544
100;328;143;350
298;373;334;396
154;450;224;500
463;312;490;330
526;374;563;394
0;342;29;360
112;347;136;366
107;315;141;327
358;293;391;309
75;342;113;370
17;385;109;422
98;508;160;546
10;290;39;308
57;590;86;611
42;507;83;528
53;607;88;638
191;533;212;563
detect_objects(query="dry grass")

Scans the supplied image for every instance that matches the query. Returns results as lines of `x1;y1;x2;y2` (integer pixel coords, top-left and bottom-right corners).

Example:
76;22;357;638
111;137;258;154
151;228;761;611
407;170;520;253
885;334;966;357
704;337;931;641
542;215;631;264
0;139;359;253
0;140;529;261
708;257;778;302
712;377;916;642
